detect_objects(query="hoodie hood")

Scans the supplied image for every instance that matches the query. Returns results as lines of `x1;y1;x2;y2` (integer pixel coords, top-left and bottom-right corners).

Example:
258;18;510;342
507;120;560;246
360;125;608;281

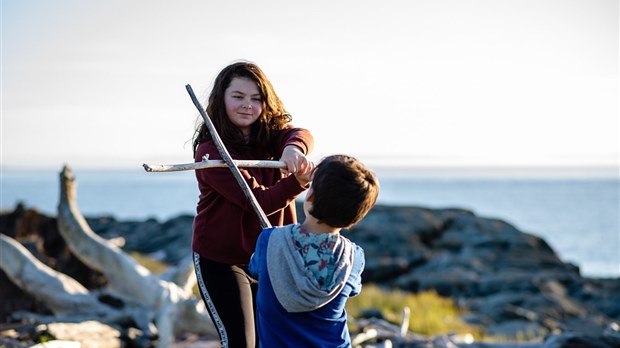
266;226;354;313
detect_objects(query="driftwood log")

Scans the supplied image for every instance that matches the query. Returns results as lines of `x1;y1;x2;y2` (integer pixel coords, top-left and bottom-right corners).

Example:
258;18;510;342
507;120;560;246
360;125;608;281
0;166;217;347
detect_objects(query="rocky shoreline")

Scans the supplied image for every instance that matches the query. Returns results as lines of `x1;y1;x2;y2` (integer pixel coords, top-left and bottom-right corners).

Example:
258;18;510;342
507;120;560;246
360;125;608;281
349;205;619;338
1;202;619;347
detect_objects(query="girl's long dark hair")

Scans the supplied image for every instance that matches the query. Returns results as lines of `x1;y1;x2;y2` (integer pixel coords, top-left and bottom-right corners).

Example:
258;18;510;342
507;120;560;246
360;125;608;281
192;61;292;158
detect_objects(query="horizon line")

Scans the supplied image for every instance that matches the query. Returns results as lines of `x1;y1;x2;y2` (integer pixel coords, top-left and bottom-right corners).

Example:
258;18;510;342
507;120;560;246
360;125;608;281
2;163;618;179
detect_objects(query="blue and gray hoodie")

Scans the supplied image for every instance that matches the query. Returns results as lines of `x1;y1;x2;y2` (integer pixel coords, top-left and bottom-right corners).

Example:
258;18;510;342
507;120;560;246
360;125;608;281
249;224;365;348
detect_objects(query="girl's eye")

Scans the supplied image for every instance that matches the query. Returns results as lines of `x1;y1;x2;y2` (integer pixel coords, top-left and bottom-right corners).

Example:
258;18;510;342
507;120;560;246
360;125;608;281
252;98;261;102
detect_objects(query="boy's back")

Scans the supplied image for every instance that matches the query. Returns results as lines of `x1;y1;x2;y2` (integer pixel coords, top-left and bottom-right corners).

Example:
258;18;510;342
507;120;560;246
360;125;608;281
249;225;364;347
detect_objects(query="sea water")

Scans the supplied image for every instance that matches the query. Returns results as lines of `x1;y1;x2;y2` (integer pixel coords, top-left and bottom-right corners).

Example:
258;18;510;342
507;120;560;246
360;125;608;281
1;167;618;278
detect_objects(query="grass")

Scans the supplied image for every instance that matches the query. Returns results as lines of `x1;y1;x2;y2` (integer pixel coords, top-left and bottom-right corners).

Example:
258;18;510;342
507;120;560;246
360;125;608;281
128;252;170;275
346;283;483;339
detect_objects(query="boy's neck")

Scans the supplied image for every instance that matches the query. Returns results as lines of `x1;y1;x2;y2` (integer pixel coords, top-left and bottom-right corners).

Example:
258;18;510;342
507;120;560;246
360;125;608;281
300;217;340;235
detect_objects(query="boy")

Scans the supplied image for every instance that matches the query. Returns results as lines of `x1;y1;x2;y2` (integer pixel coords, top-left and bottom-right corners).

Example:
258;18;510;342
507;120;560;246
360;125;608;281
249;154;379;347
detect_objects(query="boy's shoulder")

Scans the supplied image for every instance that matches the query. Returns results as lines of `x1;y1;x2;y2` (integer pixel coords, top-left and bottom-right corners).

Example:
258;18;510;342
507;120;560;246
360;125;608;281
260;224;295;244
268;224;295;235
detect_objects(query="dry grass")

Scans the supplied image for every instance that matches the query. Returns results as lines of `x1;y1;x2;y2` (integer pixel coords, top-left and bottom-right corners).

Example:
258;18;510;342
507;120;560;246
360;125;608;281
346;284;483;339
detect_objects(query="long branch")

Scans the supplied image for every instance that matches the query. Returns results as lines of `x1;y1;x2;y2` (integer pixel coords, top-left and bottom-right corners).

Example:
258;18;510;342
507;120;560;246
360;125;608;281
143;158;287;172
185;84;271;229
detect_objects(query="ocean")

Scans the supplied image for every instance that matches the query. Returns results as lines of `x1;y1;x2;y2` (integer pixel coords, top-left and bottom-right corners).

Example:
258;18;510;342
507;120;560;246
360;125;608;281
1;167;618;278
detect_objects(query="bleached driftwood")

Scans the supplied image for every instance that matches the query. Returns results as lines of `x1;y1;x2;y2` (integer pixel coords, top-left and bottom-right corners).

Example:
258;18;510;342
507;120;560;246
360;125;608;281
0;234;111;316
143;157;287;172
1;234;155;335
0;165;218;348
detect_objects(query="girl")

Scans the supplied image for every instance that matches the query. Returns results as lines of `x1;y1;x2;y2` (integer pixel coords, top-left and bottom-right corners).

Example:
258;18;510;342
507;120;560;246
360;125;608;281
191;61;314;348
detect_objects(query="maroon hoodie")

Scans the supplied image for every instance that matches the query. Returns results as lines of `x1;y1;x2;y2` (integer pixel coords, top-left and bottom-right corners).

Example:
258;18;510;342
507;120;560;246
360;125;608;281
192;125;314;265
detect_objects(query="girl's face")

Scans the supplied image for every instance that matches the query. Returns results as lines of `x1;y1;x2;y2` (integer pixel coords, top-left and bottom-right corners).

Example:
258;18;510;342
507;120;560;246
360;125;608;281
224;77;263;136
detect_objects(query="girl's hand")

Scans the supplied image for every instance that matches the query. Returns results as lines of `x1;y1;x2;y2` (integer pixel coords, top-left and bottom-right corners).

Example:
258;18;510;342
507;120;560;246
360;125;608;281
280;145;309;176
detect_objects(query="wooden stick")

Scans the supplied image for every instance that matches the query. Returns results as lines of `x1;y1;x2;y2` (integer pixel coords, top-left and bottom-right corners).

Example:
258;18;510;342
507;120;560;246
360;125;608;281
185;84;272;229
143;159;287;172
400;306;410;337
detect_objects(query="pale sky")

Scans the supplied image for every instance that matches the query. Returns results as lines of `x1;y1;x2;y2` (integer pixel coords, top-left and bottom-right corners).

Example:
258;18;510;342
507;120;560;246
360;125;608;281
2;0;619;170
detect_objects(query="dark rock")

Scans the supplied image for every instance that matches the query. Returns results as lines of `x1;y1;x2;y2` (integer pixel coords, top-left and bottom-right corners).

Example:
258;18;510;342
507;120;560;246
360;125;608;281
358;308;385;320
542;330;618;348
86;214;194;265
345;204;618;340
0;337;24;348
485;319;547;340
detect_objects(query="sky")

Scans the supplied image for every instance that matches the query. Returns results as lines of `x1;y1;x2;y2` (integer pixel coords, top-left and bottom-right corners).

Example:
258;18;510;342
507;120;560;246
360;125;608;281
2;0;619;172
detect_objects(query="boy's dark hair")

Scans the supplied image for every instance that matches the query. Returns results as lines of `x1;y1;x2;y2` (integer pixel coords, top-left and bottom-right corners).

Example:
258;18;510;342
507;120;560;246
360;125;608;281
309;155;379;228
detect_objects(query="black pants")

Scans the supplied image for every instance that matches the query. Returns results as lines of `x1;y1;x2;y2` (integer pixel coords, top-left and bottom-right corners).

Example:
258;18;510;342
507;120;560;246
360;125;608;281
193;252;258;348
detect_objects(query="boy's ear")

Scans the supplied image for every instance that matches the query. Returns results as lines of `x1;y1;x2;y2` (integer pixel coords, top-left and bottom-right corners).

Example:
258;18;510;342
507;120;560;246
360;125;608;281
305;188;314;202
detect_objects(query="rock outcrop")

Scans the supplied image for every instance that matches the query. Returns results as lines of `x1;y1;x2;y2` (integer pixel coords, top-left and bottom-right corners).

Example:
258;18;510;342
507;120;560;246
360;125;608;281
345;205;619;338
